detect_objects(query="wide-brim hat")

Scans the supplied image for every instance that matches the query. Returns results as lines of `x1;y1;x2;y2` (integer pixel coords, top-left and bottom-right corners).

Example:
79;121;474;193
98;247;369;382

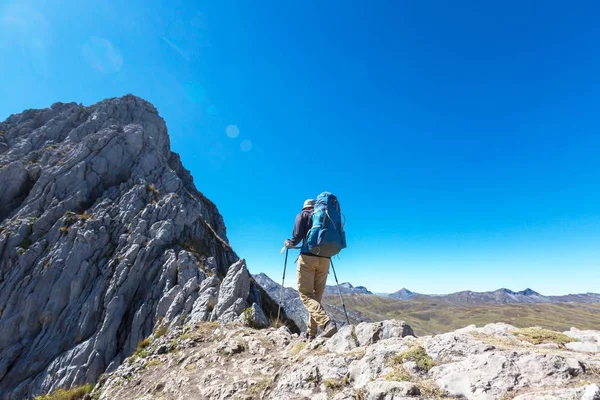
303;199;315;209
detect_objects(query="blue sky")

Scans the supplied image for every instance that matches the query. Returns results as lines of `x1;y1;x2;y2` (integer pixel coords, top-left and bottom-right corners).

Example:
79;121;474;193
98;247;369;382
1;1;598;295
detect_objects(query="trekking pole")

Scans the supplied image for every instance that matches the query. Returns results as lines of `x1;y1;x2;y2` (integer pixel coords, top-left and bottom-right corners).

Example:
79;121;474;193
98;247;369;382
330;259;351;325
276;248;289;328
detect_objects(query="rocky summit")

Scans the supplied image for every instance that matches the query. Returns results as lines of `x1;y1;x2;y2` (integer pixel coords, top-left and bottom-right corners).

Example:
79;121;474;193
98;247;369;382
0;95;277;399
89;320;600;400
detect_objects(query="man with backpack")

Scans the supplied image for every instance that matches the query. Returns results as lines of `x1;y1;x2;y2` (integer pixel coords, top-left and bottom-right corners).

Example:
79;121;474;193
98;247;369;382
284;193;346;340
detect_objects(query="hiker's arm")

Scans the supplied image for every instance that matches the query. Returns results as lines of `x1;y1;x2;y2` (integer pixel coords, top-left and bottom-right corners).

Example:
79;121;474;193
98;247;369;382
288;212;307;246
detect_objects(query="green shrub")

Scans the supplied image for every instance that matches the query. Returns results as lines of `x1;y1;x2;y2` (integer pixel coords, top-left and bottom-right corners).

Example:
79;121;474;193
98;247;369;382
392;345;435;372
134;337;151;358
21;237;32;250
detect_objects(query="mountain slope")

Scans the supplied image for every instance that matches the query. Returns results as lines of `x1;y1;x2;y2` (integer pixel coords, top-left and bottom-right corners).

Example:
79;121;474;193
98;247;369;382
0;96;274;399
326;294;600;336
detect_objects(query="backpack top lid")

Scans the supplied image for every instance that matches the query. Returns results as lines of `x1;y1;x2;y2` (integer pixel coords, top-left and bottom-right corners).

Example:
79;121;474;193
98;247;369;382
315;192;338;206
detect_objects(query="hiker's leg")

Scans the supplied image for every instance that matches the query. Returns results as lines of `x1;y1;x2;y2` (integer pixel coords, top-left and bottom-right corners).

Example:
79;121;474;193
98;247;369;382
309;257;331;328
314;257;330;303
313;257;331;327
307;258;329;332
297;254;328;335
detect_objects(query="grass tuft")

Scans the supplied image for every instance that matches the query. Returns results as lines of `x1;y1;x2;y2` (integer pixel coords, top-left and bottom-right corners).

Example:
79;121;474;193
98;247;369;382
511;327;577;345
418;379;451;399
385;366;411;381
249;378;270;398
392;345;435;372
291;342;306;355
145;359;162;368
134;337;151;358
153;324;168;339
78;210;93;221
323;376;348;391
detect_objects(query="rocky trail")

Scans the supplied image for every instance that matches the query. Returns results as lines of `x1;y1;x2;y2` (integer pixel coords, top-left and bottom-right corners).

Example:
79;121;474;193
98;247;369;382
89;320;600;400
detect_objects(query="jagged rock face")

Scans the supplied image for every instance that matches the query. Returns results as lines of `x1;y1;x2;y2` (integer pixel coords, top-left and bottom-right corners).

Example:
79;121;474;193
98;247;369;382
0;96;268;399
91;320;600;400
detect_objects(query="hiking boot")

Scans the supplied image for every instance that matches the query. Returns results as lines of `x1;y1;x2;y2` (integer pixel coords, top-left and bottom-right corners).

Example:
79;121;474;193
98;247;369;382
320;320;338;338
300;332;315;342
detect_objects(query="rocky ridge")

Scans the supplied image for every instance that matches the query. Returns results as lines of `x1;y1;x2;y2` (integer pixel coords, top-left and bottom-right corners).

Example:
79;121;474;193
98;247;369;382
325;282;372;296
89;319;600;400
0;96;277;399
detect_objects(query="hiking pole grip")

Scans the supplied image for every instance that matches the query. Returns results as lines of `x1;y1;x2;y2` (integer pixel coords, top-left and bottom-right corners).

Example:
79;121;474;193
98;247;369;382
276;248;289;328
330;259;351;325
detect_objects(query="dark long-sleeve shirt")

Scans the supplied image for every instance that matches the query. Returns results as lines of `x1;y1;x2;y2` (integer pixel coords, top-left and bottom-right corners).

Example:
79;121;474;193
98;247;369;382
288;209;329;258
289;209;313;247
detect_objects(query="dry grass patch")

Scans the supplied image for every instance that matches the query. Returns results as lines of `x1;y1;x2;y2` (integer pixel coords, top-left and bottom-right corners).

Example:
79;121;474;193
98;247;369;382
78;210;94;220
145;359;162;368
196;321;220;334
323;377;348;390
385;366;411;382
34;384;94;400
291;342;306;355
511;327;577;345
583;363;600;384
153;324;168;339
345;348;366;360
183;363;196;370
468;331;521;349
323;376;350;397
147;184;159;196
249;378;271;398
418;379;452;399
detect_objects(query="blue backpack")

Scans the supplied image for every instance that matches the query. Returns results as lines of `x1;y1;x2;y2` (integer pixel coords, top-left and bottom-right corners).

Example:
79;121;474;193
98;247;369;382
306;192;346;257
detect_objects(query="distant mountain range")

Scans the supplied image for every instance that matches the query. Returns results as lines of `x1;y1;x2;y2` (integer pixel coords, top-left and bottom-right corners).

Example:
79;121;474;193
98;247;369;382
321;283;600;305
387;288;600;305
261;273;600;305
384;287;600;305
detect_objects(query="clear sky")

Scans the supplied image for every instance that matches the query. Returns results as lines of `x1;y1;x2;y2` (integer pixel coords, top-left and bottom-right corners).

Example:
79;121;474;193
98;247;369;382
1;1;598;295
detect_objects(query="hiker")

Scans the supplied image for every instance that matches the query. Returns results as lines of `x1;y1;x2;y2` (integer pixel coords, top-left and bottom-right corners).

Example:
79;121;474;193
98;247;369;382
285;198;338;340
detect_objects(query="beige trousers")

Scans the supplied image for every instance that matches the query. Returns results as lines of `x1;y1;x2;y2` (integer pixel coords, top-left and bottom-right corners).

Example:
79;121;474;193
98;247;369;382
297;254;331;335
